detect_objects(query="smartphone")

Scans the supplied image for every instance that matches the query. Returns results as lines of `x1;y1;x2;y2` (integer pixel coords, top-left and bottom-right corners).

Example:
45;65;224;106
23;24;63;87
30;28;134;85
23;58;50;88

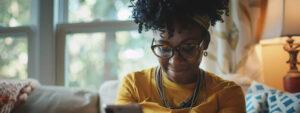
104;104;143;113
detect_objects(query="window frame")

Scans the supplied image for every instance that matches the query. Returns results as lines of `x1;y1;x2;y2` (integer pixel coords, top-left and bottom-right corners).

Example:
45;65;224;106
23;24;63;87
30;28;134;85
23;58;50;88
55;3;139;86
0;26;36;79
1;0;144;87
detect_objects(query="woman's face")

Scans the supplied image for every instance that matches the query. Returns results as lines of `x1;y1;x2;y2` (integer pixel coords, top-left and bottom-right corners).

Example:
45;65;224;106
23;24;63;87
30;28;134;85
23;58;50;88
153;23;208;84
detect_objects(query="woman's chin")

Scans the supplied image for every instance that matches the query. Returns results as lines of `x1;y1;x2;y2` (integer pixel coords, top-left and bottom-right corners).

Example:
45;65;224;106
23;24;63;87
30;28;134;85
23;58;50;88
167;70;187;79
166;70;198;84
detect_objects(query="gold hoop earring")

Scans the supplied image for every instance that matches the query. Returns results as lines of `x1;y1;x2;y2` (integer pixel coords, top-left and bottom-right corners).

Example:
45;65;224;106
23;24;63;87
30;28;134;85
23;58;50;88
204;51;208;56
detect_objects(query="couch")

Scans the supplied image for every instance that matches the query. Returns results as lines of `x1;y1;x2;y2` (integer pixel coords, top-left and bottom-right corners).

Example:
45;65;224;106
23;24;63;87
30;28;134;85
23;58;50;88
10;80;121;113
11;80;300;113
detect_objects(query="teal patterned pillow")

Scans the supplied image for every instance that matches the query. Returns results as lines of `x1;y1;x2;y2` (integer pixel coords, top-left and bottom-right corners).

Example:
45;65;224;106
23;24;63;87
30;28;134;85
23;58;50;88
246;81;300;113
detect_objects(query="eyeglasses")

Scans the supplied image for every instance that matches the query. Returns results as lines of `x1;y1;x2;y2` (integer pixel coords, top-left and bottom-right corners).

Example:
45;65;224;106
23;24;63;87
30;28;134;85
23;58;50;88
151;39;204;59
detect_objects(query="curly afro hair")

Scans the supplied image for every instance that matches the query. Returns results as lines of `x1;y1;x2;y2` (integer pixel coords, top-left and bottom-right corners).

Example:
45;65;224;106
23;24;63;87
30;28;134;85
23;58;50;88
129;0;229;37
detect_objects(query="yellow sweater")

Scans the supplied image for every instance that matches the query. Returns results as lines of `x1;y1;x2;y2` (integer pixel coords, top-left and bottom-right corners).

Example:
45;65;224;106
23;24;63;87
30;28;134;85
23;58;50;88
116;67;246;113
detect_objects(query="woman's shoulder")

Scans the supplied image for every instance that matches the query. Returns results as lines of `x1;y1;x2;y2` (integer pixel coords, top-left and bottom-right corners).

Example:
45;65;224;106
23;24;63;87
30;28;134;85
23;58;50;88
203;72;246;112
204;71;242;92
123;66;157;82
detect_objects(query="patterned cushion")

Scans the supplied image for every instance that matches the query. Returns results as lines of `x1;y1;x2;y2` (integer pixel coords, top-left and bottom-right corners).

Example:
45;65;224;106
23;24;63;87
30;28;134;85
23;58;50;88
246;81;300;113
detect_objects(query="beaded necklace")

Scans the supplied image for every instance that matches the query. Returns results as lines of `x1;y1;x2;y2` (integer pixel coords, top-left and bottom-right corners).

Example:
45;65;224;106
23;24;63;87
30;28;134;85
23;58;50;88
155;66;206;113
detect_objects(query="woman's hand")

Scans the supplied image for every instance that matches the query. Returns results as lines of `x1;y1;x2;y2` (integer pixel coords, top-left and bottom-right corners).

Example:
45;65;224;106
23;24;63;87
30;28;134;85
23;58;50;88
15;83;34;106
1;80;37;113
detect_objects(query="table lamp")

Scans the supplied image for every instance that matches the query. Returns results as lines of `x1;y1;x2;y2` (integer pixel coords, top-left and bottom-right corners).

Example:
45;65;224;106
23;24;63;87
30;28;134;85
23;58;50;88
261;0;300;93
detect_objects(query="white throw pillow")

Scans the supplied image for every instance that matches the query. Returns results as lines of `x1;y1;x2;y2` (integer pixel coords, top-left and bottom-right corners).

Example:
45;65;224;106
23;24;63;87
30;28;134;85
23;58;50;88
11;86;100;113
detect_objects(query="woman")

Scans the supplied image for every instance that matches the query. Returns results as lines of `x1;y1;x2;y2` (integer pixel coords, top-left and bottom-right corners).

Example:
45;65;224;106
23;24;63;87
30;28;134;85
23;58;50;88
116;0;246;112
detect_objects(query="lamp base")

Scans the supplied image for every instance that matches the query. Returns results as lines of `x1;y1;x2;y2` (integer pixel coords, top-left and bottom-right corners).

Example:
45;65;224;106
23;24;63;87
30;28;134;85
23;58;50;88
284;71;300;93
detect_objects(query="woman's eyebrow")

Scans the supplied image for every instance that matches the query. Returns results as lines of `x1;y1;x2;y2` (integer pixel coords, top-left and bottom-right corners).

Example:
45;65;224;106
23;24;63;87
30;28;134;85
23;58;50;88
180;39;201;44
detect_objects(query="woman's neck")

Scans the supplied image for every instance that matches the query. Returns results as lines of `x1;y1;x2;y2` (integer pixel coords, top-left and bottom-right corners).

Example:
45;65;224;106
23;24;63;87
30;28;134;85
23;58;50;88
163;69;200;84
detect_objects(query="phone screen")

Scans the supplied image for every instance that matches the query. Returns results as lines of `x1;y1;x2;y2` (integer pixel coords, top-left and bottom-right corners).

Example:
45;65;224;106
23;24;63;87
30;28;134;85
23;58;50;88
104;104;143;113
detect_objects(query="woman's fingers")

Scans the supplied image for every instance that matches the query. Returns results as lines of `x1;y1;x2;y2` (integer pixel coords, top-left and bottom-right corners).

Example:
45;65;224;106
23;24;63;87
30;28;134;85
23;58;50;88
15;83;33;106
18;93;28;102
21;85;32;94
19;84;32;101
15;93;28;107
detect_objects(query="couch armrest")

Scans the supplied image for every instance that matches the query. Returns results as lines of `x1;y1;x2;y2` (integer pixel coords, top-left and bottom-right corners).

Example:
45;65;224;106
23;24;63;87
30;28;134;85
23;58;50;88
99;80;120;112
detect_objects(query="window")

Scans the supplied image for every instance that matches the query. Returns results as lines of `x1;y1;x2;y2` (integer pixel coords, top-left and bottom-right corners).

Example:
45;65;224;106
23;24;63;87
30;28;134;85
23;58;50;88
65;31;156;89
56;0;157;89
0;0;32;80
0;36;28;79
1;0;157;89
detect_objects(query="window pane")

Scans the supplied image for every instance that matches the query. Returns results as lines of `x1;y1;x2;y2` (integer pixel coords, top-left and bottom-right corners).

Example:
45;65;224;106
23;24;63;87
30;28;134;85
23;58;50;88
116;31;157;79
66;33;106;89
69;0;132;23
66;31;157;89
0;0;31;27
0;36;28;79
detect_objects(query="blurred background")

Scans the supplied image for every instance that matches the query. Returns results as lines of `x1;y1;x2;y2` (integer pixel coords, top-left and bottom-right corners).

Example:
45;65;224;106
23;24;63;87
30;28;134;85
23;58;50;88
0;0;157;89
1;0;299;91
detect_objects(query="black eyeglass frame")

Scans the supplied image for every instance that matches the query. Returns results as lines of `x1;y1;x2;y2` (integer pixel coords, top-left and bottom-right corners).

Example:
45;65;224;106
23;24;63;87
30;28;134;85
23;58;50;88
150;38;204;59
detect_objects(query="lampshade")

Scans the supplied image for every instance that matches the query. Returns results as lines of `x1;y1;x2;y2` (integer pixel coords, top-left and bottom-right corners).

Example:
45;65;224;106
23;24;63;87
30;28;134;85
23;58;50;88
261;0;300;39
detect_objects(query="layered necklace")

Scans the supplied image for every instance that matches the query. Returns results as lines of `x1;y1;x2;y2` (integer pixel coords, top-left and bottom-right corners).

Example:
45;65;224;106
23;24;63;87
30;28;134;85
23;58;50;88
155;66;206;112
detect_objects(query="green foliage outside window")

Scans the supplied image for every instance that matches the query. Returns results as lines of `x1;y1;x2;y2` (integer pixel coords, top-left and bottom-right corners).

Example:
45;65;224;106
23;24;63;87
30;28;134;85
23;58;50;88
67;0;157;89
0;36;28;79
0;0;157;89
66;31;157;89
0;0;31;27
69;0;131;22
0;0;30;79
66;33;106;89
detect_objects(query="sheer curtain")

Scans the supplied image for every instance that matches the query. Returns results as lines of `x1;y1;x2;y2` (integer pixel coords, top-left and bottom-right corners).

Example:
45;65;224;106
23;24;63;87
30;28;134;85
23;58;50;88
201;0;267;92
